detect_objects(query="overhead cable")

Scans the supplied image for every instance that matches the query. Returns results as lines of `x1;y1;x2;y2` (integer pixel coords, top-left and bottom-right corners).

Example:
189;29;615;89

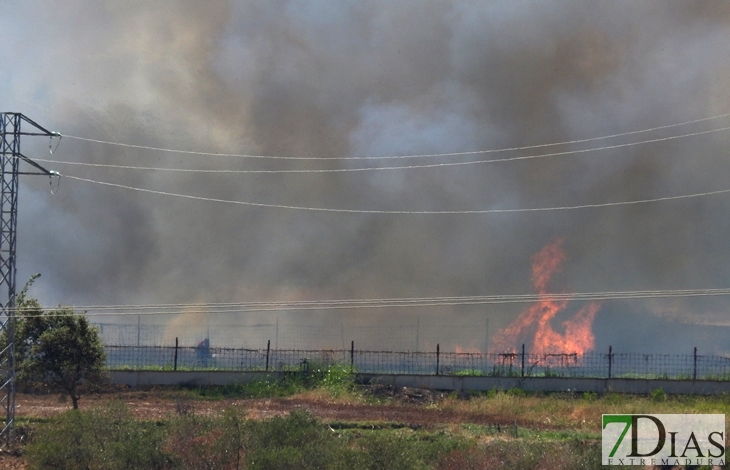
63;174;730;214
27;287;730;311
59;112;730;161
10;287;730;317
36;125;730;174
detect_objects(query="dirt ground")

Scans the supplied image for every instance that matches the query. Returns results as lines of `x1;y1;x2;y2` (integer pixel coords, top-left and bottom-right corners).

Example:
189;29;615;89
0;454;23;470
13;387;529;427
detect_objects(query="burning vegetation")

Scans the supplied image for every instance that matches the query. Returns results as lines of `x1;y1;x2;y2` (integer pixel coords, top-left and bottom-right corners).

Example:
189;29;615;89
491;239;600;356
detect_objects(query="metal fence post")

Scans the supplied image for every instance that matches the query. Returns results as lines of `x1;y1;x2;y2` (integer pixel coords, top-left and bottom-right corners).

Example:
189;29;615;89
521;344;525;378
101;344;730;381
608;345;612;379
266;340;271;371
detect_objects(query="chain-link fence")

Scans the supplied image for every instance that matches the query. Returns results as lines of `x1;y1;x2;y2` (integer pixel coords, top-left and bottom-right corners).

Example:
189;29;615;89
105;344;730;380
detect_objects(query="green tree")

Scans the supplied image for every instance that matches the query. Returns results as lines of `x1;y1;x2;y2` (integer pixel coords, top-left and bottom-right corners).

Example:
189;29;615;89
13;277;108;409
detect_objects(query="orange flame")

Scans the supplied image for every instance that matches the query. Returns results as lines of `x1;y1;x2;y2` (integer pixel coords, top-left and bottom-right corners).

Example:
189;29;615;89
491;239;600;355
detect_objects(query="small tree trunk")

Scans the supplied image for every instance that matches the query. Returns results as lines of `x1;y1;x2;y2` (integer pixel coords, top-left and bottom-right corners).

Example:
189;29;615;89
71;393;79;410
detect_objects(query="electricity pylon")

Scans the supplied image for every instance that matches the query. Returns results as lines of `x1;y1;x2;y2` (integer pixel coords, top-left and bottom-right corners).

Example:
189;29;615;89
0;113;58;444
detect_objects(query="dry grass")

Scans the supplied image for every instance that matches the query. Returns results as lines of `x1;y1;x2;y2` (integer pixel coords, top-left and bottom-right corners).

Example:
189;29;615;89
435;390;730;440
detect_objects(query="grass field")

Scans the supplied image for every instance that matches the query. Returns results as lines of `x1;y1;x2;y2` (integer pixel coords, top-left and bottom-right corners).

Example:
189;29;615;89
7;368;730;469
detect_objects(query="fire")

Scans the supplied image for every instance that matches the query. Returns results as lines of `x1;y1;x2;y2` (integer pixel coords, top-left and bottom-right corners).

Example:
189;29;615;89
491;239;600;355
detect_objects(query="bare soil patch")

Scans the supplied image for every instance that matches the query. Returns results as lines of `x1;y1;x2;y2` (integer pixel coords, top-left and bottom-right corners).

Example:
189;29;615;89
15;388;539;429
0;450;26;470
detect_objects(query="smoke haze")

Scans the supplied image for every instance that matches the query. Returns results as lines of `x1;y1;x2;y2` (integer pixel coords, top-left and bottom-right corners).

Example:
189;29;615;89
2;1;730;352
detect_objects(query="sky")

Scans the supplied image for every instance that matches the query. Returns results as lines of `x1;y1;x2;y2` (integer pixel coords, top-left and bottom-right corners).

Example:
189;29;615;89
2;0;730;352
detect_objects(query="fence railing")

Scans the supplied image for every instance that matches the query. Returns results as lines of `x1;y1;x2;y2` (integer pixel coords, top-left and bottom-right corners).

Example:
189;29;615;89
104;342;730;381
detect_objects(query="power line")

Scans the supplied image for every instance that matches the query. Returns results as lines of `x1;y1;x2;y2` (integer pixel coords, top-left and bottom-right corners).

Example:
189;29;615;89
35;125;730;174
64;174;730;214
37;287;730;310
59;112;730;161
16;287;730;317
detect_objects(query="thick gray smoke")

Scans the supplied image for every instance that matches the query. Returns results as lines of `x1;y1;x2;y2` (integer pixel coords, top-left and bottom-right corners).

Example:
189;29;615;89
2;1;730;352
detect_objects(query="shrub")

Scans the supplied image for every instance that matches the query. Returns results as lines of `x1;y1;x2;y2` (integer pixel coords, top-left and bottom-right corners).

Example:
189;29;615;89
316;364;356;393
356;434;424;470
246;410;338;468
165;413;219;469
436;439;604;470
650;388;667;402
506;387;526;397
26;402;169;470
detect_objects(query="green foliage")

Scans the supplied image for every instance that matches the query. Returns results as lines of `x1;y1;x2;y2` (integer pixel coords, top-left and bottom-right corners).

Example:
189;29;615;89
582;391;598;401
602;392;625;405
165;411;240;470
187;378;305;400
28;387;730;469
216;408;247;469
12;276;108;409
435;439;613;470
182;363;355;400
16;308;108;409
452;369;486;377
182;375;308;400
506;387;526;397
27;404;471;470
26;402;170;470
307;363;355;395
186;410;467;470
650;388;667;402
243;410;356;470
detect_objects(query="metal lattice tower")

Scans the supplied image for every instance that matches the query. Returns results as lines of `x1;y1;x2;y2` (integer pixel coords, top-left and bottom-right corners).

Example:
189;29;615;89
0;113;57;444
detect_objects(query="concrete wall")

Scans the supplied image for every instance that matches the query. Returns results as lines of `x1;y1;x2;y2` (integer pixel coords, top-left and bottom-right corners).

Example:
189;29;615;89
110;370;730;395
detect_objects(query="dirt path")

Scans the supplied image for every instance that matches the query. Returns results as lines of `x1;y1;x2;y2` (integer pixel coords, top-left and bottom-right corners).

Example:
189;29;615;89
15;390;532;428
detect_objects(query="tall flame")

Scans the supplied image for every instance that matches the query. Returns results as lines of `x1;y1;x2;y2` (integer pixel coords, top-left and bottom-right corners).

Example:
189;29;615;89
491;239;600;355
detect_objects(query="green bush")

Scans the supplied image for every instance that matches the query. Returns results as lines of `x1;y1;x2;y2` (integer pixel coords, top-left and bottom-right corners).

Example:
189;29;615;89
650;388;667;402
436;439;609;470
506;387;526;397
184;364;355;401
243;409;357;470
356;434;425;470
319;364;356;391
164;412;219;469
26;402;169;470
